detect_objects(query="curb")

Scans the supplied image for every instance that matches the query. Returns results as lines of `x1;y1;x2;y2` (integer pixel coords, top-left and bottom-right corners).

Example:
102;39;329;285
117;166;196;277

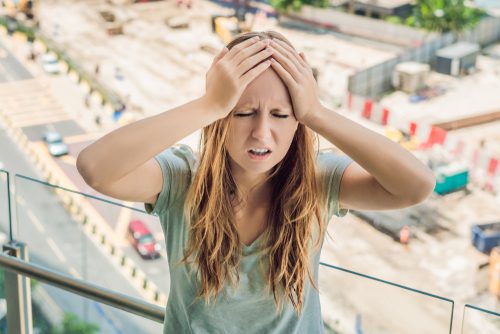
0;86;168;308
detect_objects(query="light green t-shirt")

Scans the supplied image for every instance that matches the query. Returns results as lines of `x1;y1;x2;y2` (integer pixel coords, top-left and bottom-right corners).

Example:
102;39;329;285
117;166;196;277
145;144;352;334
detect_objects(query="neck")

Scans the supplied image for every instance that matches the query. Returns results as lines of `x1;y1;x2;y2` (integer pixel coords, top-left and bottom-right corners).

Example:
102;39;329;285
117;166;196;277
232;170;272;208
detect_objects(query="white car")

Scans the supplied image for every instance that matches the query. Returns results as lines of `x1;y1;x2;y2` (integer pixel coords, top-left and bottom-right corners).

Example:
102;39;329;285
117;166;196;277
40;53;61;75
43;131;69;157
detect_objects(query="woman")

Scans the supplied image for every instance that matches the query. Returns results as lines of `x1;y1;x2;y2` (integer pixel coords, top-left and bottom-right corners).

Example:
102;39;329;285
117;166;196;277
77;31;435;333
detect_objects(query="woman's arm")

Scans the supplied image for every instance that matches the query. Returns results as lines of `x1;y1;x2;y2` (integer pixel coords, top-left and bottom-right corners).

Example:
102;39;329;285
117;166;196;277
268;38;435;210
304;106;436;210
76;96;218;189
77;37;273;196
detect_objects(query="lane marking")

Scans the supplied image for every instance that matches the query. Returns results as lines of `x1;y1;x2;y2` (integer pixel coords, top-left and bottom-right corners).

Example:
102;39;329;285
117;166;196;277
47;238;66;263
27;209;45;233
115;203;132;246
64;132;105;144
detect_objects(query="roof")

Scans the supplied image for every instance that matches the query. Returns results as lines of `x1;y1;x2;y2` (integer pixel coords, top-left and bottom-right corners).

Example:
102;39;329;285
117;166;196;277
129;219;150;234
355;0;413;9
395;62;430;74
330;0;412;8
437;42;480;59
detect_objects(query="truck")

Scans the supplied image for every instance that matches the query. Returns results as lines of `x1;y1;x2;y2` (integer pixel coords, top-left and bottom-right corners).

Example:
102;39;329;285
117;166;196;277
433;162;469;195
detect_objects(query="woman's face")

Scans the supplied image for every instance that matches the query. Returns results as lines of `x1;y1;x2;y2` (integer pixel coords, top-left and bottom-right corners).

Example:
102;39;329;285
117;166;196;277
225;68;299;178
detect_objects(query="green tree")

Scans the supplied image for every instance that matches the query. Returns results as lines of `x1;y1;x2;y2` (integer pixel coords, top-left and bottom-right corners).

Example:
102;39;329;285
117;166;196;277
270;0;330;13
53;313;100;334
406;0;486;34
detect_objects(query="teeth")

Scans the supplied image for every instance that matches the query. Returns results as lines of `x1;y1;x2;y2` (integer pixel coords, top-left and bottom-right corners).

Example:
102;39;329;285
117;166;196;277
250;148;270;154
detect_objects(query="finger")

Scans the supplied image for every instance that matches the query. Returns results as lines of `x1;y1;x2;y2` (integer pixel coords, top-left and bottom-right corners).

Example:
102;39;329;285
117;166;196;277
230;39;268;66
269;58;295;87
225;36;261;62
270;39;304;73
272;39;306;68
240;60;272;87
236;46;273;77
211;47;228;66
269;43;301;82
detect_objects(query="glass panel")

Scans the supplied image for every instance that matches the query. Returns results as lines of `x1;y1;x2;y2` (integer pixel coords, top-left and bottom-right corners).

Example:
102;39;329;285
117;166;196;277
31;282;163;334
462;304;500;334
319;262;454;334
0;169;11;242
14;174;168;304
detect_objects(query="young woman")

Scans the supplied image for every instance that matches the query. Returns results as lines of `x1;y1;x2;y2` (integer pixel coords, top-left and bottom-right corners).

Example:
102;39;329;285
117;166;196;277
77;31;435;333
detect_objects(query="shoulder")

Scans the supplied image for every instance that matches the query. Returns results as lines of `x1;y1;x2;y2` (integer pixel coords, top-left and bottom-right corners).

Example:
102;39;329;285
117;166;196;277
156;144;198;175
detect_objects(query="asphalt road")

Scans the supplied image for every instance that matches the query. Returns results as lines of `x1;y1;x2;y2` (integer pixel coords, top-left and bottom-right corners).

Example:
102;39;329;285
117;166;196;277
0;36;164;333
0;123;163;333
0;38;31;82
0;31;170;297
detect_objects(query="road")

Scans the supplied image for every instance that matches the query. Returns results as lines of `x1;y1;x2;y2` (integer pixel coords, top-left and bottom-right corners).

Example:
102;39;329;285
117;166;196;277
0;31;172;295
0;36;164;333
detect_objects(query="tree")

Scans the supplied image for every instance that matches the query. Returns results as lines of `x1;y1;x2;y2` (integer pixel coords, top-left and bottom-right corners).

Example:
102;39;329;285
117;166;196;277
270;0;330;13
406;0;486;34
53;313;100;334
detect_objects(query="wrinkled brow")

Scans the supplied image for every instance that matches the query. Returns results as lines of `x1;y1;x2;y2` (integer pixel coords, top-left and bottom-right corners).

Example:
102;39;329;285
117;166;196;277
235;102;292;111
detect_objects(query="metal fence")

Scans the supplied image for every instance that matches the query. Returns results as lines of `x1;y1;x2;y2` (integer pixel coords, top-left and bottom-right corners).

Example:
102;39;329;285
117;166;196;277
348;17;500;98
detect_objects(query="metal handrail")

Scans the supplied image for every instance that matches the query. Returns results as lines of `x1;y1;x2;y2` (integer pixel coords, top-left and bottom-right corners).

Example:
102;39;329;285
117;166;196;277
0;251;165;323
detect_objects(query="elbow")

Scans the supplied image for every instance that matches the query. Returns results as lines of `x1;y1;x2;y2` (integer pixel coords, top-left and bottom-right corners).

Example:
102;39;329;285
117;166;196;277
409;171;436;205
76;149;100;189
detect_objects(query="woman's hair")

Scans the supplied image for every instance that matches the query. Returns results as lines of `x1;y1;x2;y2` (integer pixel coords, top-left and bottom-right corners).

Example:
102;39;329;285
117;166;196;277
179;31;325;315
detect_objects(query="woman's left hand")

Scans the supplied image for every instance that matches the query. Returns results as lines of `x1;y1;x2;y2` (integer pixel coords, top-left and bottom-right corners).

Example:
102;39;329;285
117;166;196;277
269;39;322;125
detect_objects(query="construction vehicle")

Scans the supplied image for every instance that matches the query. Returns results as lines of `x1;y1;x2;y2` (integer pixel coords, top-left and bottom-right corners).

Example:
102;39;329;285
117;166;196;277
472;222;500;254
384;126;420;151
210;0;266;43
211;14;252;44
2;0;38;20
433;162;469;195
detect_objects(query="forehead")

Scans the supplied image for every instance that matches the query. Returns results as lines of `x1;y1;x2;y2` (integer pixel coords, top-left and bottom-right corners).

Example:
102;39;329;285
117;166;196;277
236;68;292;108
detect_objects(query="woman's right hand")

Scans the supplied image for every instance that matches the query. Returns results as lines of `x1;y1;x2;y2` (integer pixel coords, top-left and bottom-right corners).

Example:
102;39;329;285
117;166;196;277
202;37;273;119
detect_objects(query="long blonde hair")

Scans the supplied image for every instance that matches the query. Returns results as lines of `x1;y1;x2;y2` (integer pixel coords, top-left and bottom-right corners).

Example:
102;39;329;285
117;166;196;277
179;31;326;315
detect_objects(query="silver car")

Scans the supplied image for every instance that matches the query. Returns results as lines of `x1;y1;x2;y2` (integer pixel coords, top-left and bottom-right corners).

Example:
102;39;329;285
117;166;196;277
40;53;61;75
43;131;69;157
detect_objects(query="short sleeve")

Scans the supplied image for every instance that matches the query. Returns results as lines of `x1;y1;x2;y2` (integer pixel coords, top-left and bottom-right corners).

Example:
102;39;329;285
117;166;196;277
317;150;353;219
145;144;197;216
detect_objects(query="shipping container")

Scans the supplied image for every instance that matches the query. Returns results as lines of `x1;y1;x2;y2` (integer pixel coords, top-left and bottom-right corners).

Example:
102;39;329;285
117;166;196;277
472;222;500;254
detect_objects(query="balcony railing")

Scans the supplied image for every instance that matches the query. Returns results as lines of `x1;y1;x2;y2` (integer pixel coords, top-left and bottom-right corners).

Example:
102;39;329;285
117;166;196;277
0;168;498;334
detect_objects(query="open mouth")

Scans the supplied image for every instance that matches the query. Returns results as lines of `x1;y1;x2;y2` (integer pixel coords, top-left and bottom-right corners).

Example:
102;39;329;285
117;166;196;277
248;148;272;160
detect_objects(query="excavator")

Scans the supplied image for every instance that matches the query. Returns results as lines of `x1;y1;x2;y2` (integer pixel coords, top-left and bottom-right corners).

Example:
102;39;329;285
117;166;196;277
2;0;37;20
211;0;265;43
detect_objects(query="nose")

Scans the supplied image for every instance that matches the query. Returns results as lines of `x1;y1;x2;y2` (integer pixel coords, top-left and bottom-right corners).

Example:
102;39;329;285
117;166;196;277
251;113;272;141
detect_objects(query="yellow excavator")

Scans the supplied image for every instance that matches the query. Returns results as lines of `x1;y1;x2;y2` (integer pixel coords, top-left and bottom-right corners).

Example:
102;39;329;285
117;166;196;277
211;0;254;44
212;15;252;44
2;0;37;19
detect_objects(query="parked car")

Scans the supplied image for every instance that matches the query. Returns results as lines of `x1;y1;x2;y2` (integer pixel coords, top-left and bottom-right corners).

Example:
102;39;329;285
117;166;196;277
40;53;61;74
127;219;161;259
42;131;69;157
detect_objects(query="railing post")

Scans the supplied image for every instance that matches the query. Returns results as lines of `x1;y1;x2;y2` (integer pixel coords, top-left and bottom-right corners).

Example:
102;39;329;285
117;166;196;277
3;241;33;334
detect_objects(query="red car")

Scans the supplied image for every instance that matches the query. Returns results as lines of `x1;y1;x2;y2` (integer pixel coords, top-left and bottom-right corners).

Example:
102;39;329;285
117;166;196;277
127;219;161;259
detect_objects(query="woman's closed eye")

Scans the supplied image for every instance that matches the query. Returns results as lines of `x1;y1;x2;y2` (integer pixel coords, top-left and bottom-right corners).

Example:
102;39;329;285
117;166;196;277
234;110;290;118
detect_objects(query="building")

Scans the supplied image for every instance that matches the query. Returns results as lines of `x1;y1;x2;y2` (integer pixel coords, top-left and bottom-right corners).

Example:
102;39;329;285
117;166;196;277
436;42;480;76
